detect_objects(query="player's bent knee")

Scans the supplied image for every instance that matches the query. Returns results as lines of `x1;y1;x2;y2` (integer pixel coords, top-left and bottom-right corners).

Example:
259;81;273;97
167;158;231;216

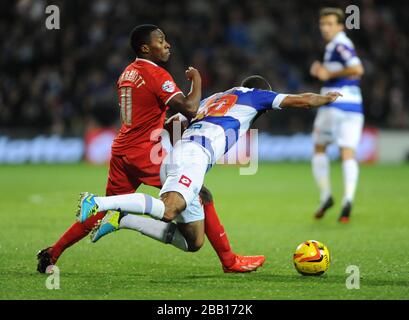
176;220;205;252
314;144;327;154
162;209;178;222
187;238;204;252
163;205;183;221
341;148;355;160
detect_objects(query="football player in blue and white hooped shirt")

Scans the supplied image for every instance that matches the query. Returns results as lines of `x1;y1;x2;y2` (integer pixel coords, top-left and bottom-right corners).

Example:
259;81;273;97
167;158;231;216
309;7;365;223
87;75;341;254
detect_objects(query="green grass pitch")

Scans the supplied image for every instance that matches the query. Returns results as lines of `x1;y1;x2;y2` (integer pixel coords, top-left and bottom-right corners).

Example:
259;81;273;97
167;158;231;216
1;162;408;300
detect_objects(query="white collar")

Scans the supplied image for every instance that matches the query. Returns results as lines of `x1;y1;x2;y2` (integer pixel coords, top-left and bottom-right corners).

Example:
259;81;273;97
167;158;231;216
332;31;346;43
135;58;158;67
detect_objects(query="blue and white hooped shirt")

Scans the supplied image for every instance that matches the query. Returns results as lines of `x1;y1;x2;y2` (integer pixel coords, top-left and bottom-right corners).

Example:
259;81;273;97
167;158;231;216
182;87;287;166
321;31;363;113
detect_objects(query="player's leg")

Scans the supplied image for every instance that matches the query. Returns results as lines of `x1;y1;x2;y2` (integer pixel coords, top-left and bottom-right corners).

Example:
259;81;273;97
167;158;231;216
78;191;168;222
90;189;193;223
176;220;205;252
91;194;205;252
200;186;234;266
338;112;364;223
76;166;186;223
339;147;356;222
37;211;106;273
90;210;190;251
311;109;334;219
37;155;138;273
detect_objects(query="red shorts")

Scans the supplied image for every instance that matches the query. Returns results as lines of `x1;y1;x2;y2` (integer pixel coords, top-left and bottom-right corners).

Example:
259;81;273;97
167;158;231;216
105;153;163;196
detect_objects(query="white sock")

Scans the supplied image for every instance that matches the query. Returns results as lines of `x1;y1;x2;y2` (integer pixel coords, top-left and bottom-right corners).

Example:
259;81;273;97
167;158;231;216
94;193;165;220
312;153;332;203
119;214;189;251
342;158;359;204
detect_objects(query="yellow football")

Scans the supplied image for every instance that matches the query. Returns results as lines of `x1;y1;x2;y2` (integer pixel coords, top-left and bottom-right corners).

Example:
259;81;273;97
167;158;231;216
293;240;330;276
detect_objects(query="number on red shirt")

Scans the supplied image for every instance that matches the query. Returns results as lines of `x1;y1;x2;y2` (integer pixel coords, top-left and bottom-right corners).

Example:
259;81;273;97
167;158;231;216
119;87;132;126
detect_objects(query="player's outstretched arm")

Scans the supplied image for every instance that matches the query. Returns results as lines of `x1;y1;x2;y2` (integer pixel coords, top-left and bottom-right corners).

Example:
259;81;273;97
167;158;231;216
167;67;202;119
280;92;342;109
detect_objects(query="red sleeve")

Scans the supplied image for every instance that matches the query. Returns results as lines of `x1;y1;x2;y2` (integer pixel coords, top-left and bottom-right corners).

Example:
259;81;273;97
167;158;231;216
152;68;183;105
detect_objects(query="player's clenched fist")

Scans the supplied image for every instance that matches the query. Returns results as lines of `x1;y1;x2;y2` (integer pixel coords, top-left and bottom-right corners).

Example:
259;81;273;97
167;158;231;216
310;60;331;81
185;66;201;81
310;60;321;77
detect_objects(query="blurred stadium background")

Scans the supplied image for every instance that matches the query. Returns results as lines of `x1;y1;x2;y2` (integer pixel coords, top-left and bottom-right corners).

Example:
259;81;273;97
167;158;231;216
1;0;408;164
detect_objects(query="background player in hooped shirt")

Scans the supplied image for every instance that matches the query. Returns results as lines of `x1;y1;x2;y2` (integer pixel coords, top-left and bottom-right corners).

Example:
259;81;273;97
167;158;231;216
79;76;341;258
309;8;365;223
37;25;265;274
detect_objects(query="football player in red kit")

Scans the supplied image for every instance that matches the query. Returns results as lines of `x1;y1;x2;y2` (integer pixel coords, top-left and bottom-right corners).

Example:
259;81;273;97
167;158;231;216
37;25;265;273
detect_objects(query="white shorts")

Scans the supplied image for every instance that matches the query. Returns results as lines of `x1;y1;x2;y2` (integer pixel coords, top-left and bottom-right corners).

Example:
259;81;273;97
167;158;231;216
312;107;364;149
159;140;210;223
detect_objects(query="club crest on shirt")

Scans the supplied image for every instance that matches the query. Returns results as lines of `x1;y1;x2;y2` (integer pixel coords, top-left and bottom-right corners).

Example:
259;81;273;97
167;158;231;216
178;175;192;187
162;80;175;93
337;44;352;60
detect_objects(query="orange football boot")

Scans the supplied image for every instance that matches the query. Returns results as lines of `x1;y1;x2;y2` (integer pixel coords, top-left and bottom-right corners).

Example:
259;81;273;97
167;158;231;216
223;254;266;273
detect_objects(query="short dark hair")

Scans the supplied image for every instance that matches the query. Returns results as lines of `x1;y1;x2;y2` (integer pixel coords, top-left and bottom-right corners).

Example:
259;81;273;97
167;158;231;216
240;75;272;91
130;24;159;55
319;7;345;24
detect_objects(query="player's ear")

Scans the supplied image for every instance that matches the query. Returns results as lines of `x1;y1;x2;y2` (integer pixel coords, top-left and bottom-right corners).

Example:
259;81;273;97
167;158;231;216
141;44;150;54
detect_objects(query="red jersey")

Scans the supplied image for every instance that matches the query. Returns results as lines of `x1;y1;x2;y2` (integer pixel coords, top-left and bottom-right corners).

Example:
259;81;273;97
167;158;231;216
111;58;182;157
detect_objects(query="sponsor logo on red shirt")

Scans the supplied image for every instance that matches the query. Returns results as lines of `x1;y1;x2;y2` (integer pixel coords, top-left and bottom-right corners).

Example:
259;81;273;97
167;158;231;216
162;80;175;93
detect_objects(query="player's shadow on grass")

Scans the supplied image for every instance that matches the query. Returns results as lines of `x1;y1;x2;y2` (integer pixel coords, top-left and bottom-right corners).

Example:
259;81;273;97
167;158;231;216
30;270;409;289
231;273;409;287
183;274;409;288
